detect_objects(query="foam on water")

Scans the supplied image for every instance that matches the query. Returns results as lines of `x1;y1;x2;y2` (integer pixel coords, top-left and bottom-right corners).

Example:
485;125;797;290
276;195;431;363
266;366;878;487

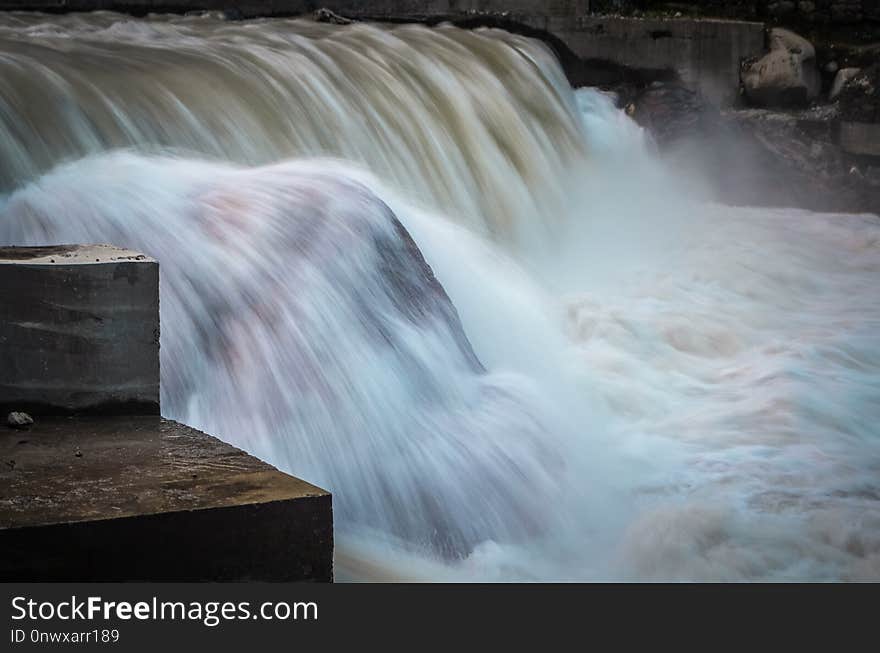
1;13;879;580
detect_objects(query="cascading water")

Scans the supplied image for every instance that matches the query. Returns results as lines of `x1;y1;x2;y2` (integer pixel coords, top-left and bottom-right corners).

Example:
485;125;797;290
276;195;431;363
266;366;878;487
2;12;879;581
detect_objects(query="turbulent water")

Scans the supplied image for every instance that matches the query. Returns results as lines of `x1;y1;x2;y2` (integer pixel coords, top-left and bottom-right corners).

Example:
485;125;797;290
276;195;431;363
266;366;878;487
2;12;879;581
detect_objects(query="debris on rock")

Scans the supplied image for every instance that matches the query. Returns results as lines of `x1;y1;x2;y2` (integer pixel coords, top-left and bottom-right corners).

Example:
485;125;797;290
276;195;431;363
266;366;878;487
313;8;354;25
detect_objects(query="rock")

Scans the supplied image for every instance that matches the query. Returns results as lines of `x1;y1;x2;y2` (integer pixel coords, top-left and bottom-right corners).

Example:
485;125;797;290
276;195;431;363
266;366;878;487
768;28;816;59
742;28;820;108
767;1;797;16
719;106;880;213
631;83;718;146
825;61;839;75
830;67;862;101
313;8;354;25
831;2;863;23
7;412;34;429
798;0;817;12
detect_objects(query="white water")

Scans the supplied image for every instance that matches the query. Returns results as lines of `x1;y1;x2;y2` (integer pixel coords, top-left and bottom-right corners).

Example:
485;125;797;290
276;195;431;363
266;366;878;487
2;13;880;581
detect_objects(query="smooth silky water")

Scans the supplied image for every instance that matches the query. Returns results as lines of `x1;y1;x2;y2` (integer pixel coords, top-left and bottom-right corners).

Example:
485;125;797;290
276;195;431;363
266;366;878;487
1;12;879;581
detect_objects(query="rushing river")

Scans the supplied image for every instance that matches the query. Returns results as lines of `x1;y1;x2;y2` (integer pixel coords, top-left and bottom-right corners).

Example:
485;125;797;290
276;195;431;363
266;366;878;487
1;11;879;581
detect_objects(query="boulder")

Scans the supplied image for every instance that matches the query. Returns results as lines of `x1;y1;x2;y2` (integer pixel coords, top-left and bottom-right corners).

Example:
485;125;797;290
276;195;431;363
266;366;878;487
830;67;862;101
742;28;820;108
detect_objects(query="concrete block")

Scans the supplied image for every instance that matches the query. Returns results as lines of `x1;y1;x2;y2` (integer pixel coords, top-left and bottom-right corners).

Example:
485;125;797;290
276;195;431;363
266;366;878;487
0;416;333;581
0;245;159;416
839;121;880;157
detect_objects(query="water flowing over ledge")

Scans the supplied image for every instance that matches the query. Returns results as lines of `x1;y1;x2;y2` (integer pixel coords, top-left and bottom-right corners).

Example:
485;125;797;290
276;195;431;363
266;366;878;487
0;12;585;245
2;13;880;581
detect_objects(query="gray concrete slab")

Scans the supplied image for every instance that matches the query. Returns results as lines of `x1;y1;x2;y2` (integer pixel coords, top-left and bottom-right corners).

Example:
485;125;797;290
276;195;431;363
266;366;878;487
0;416;333;581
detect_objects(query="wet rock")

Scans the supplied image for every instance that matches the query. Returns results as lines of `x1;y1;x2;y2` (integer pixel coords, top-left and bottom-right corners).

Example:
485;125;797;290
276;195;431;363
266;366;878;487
7;412;33;430
830;67;862;100
837;64;880;123
631;83;718;146
720;105;880;212
742;29;820;108
313;8;354;25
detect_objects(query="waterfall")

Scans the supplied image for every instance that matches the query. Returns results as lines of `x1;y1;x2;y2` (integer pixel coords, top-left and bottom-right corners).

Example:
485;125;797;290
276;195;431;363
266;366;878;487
2;12;880;581
0;11;584;246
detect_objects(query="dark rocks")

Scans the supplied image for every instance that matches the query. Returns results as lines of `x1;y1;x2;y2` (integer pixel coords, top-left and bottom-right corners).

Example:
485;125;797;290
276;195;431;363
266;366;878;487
6;412;33;430
837;63;880;122
830;67;862;99
768;1;798;16
632;84;880;212
313;8;355;24
798;1;817;14
743;29;821;108
830;1;863;23
631;83;719;146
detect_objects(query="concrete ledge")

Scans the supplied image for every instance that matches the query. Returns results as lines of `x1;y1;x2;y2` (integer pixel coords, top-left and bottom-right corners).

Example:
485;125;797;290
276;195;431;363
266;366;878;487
0;245;160;416
0;416;333;581
839;121;880;157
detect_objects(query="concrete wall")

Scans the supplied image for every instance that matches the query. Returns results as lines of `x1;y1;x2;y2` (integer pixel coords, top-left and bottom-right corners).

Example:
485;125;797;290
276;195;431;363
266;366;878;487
552;16;765;105
0;245;160;415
